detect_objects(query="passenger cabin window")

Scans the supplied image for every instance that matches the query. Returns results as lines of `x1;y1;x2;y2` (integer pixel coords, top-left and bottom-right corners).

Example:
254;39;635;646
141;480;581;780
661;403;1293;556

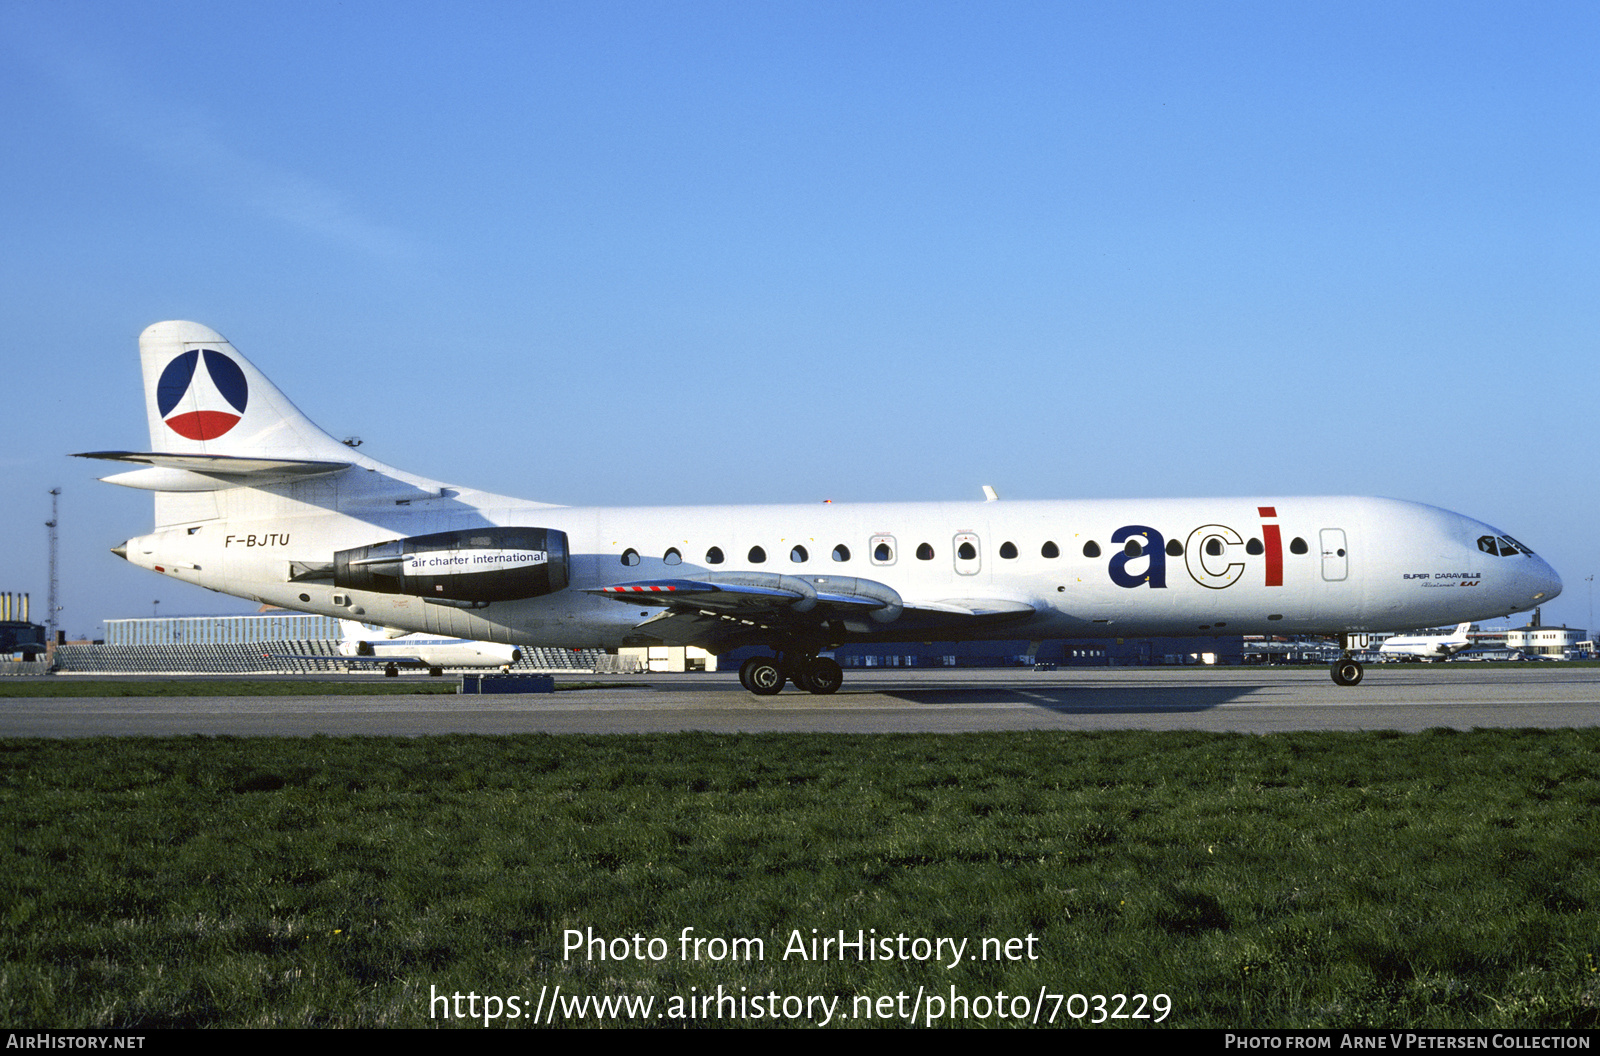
791;545;808;563
1166;539;1182;557
999;541;1018;559
748;546;766;563
1289;537;1308;555
1245;538;1263;556
958;541;977;560
832;544;851;562
621;548;640;566
1042;541;1060;559
1123;539;1142;558
916;543;935;560
706;546;724;564
664;548;682;565
1081;541;1098;558
1206;538;1224;557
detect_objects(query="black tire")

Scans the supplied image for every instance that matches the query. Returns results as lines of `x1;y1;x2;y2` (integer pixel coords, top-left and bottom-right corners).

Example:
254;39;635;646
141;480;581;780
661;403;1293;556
384;664;399;677
1330;659;1364;686
800;656;843;695
428;666;444;677
738;657;760;692
746;657;785;695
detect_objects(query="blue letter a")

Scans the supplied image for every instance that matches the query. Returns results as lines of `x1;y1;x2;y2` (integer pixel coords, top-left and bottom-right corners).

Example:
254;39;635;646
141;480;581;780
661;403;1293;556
1109;525;1166;588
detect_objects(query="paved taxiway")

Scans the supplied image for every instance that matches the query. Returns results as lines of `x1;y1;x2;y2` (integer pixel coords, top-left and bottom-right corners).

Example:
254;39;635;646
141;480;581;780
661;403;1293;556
1;666;1596;736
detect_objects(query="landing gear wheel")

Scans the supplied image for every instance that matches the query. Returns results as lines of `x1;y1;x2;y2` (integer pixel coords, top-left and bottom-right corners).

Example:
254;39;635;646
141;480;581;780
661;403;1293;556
798;656;843;695
384;664;399;678
737;657;761;691
1330;659;1364;686
428;666;444;677
743;656;785;696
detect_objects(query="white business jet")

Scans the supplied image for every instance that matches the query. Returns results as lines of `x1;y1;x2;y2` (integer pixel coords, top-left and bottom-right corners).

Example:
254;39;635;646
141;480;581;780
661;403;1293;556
78;322;1561;692
315;620;523;676
1377;622;1476;662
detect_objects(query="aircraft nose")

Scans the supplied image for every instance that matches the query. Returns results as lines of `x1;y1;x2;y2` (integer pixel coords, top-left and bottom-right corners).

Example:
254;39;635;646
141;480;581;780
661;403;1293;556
1527;556;1562;605
111;542;128;561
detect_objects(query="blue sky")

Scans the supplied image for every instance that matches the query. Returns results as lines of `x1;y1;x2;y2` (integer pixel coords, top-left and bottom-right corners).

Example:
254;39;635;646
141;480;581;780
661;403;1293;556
3;1;1597;638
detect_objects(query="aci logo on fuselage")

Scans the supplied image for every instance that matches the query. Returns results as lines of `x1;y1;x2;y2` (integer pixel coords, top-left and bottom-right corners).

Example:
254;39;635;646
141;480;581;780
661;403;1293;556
157;349;249;440
1108;507;1284;590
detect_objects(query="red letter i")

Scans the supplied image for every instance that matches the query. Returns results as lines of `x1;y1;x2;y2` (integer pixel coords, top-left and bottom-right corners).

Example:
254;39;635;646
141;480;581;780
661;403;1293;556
1258;507;1283;587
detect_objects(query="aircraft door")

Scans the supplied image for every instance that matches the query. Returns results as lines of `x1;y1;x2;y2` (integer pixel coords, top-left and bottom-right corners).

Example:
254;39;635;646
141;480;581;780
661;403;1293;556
953;532;981;575
869;534;897;566
1320;529;1348;582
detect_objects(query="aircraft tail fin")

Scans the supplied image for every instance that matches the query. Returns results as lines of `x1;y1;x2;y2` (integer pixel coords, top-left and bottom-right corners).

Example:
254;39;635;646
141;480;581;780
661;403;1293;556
78;320;550;527
75;321;415;527
137;321;356;462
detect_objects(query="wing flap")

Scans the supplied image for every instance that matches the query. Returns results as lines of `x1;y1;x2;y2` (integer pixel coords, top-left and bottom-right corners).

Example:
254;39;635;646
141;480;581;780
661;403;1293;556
907;598;1038;618
589;578;805;611
593;571;1035;651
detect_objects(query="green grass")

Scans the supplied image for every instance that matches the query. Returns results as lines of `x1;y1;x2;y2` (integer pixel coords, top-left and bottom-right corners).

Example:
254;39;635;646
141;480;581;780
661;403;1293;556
4;730;1599;1028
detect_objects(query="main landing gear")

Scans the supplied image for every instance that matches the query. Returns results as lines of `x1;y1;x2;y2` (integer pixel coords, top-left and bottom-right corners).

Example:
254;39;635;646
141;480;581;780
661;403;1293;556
1329;633;1364;686
738;654;844;695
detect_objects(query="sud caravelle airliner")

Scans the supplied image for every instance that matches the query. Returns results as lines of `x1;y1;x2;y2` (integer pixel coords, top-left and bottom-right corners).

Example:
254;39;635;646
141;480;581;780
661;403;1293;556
79;322;1562;693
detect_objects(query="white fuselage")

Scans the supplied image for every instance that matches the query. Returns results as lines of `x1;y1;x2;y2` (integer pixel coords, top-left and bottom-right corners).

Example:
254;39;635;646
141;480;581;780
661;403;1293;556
1377;624;1474;660
120;490;1560;651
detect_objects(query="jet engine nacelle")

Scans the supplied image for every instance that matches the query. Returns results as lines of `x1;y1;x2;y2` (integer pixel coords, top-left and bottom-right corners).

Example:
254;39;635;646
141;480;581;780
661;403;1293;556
334;527;569;604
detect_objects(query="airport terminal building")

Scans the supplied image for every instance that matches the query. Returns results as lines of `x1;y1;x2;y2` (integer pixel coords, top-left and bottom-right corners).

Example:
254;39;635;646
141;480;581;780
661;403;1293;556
48;611;610;675
106;613;343;646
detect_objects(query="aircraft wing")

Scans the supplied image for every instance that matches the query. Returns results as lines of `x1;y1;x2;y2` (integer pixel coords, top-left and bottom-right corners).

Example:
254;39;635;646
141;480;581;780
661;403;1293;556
588;572;1035;652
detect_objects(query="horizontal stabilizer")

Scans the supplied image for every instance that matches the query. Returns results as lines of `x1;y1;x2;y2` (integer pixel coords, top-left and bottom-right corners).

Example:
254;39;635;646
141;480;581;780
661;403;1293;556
75;451;351;492
76;450;351;476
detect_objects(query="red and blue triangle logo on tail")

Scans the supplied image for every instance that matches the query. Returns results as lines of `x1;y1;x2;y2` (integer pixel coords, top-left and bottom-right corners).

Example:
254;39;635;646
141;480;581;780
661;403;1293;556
157;349;248;440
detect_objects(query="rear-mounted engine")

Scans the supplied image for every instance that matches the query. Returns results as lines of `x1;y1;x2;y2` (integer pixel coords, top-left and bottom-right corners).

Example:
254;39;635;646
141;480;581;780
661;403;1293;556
334;527;568;603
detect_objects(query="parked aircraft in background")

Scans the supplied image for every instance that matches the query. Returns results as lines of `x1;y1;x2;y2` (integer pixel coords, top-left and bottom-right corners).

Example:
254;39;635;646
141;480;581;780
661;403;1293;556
79;322;1561;691
1377;622;1475;662
331;620;522;676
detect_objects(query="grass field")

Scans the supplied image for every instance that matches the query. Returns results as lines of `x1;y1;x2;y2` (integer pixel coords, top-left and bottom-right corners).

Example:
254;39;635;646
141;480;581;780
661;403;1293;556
3;727;1598;1028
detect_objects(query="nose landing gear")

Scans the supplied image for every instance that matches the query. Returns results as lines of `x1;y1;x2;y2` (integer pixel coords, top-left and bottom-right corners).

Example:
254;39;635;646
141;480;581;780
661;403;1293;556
1330;633;1364;686
1330;657;1364;686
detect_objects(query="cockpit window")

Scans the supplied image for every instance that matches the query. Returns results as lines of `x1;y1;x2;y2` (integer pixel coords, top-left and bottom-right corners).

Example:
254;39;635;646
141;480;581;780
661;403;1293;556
1479;534;1533;557
1500;535;1534;555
